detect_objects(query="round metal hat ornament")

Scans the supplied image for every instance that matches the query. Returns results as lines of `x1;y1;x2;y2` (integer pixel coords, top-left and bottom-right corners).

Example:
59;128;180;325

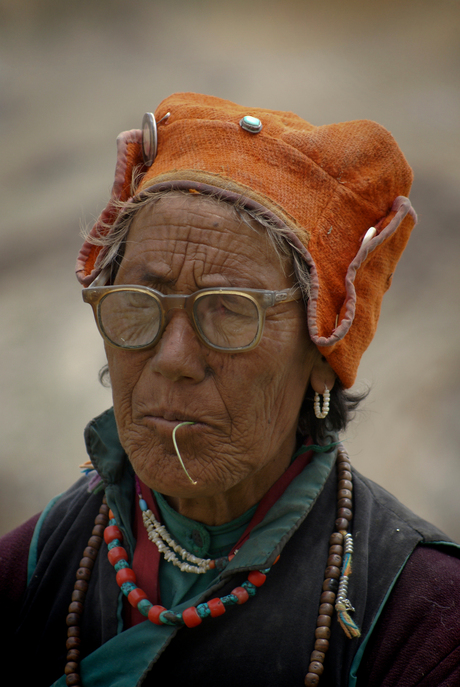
141;112;157;167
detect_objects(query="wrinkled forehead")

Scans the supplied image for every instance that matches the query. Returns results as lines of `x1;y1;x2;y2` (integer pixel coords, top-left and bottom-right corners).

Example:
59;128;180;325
114;193;294;291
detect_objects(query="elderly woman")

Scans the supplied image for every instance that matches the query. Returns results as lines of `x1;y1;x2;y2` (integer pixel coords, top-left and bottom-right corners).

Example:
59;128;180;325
2;94;460;687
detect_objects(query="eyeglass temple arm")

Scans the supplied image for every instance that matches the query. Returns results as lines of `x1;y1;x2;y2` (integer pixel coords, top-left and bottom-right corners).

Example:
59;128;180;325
274;286;303;303
88;267;111;288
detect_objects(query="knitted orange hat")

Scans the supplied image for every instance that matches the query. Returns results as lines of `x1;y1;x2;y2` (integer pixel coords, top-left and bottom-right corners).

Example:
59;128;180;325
77;92;416;388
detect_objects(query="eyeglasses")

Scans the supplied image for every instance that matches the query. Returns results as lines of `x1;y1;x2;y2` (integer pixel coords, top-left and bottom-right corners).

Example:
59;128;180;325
82;284;302;353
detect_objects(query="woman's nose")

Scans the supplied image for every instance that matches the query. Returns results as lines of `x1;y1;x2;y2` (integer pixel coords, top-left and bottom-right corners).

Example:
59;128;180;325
148;310;207;382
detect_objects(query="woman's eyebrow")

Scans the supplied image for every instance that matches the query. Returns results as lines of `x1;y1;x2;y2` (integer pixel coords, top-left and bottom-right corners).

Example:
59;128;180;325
125;266;177;287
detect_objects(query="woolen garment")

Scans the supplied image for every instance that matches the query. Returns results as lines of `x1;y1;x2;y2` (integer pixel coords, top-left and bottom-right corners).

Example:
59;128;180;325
2;408;460;686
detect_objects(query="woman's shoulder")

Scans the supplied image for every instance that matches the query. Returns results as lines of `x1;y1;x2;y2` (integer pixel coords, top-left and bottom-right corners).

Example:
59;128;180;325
358;545;460;686
0;513;41;608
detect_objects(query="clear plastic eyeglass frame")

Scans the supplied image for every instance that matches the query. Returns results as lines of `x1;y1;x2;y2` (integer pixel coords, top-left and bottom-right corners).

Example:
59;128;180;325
82;272;302;353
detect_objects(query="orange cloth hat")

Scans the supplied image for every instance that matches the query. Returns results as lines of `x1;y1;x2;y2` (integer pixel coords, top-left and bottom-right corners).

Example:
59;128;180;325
77;92;417;388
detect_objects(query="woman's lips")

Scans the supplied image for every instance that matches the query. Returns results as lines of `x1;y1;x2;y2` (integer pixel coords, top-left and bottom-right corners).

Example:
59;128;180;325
141;414;206;431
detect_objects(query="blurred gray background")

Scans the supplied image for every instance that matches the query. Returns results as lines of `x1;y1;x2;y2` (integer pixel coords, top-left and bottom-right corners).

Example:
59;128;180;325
1;0;459;538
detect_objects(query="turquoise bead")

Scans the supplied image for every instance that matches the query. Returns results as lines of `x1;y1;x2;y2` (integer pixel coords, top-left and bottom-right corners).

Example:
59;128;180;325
239;115;263;133
221;594;239;606
139;498;148;512
114;559;129;571
137;599;153;617
196;603;211;618
121;581;137;596
241;581;257;596
107;539;121;550
244;116;260;126
159;610;183;626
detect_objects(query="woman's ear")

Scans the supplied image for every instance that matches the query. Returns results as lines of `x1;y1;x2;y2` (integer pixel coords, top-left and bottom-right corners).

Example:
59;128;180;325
310;356;337;394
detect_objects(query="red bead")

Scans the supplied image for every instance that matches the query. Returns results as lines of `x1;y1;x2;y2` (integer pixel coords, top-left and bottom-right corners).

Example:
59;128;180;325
231;587;250;604
108;509;115;519
247;570;266;587
107;546;128;566
104;525;123;544
207;598;226;617
182;606;203;628
127;588;148;608
116;567;137;586
148;605;167;625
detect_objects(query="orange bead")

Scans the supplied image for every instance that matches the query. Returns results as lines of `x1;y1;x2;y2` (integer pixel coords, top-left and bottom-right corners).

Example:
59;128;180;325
107;546;128;566
182;607;202;628
128;588;148;608
104;525;123;544
231;587;250;604
248;570;266;587
116;568;137;586
207;598;226;617
148;605;167;625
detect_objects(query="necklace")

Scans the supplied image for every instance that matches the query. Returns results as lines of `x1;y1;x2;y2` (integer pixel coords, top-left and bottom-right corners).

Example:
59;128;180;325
105;513;277;628
63;444;359;686
135;476;229;574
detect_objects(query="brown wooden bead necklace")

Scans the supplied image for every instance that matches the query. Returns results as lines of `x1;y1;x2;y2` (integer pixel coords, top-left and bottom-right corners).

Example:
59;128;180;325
63;446;359;686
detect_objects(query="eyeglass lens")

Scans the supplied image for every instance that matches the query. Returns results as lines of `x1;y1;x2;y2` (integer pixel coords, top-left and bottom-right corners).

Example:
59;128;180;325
98;290;260;350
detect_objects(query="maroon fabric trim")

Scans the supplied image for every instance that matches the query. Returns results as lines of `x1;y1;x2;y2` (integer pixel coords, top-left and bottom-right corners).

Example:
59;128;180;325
124;482;162;627
359;545;460;686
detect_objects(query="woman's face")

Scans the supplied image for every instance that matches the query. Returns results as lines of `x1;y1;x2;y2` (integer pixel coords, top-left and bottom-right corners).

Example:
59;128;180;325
106;194;319;519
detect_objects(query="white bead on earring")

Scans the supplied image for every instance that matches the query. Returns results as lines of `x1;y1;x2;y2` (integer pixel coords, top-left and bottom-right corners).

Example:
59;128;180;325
314;386;330;419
